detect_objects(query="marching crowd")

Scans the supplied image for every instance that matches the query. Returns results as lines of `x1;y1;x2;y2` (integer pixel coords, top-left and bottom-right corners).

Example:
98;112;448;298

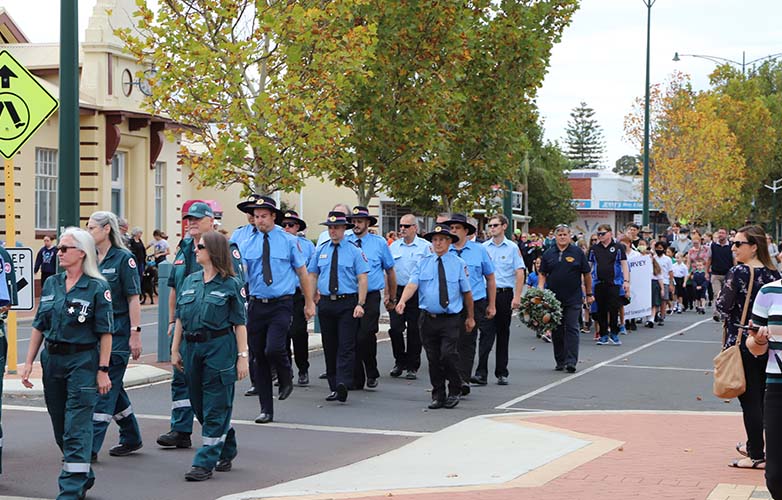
7;195;782;498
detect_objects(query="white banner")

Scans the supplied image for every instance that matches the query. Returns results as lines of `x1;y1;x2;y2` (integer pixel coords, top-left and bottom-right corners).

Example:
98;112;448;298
624;254;652;320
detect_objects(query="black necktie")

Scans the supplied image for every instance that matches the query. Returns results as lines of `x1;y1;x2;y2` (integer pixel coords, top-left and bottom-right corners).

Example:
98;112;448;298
262;233;273;285
355;238;362;248
456;248;463;257
437;256;449;308
329;243;340;294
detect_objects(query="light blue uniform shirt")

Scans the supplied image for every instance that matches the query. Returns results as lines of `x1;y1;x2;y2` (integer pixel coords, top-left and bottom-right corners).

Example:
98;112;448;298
298;235;316;268
308;238;370;295
390;236;431;286
347;232;394;292
240;225;306;298
449;241;495;301
482;237;525;289
411;252;471;314
229;223;256;247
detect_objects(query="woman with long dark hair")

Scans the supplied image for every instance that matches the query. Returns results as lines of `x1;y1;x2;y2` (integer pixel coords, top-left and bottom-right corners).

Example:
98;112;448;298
716;225;781;469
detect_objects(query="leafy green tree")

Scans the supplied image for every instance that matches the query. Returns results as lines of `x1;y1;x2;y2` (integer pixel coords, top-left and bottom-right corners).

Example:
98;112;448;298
564;101;606;169
116;0;375;194
526;138;576;228
612;154;641;175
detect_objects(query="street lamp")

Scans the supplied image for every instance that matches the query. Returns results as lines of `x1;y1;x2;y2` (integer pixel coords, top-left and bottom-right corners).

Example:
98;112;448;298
641;0;655;227
673;51;782;75
765;178;782;241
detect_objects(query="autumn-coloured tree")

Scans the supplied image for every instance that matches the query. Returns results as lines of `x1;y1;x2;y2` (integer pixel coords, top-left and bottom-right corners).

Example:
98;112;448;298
116;0;375;194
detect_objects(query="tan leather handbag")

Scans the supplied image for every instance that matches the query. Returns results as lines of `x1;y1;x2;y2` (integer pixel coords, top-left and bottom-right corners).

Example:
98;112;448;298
713;266;753;399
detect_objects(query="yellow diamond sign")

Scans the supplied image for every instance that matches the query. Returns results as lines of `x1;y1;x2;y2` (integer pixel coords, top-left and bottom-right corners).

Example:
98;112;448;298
0;50;59;159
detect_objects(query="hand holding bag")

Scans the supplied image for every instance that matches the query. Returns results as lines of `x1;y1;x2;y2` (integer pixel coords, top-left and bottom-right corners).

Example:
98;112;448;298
713;266;753;399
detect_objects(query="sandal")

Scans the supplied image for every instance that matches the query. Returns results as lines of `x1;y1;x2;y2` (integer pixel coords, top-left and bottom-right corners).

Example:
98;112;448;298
736;441;748;458
729;457;765;469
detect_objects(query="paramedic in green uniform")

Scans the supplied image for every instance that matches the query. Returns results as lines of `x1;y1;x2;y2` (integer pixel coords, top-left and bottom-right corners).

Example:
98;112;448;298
21;227;113;500
0;244;18;474
87;211;143;460
171;231;249;481
158;201;245;449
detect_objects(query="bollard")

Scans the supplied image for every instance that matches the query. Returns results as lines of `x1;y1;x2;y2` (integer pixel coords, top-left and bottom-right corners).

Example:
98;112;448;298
157;262;172;362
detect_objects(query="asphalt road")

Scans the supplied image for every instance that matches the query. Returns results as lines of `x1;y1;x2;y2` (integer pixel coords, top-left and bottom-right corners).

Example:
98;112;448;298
2;309;733;500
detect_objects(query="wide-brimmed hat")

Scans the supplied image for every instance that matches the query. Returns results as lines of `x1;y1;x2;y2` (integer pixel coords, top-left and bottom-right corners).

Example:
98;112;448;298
320;211;354;229
183;201;214;220
238;195;282;219
236;193;263;214
281;209;307;231
442;213;476;235
347;206;378;226
423;224;459;243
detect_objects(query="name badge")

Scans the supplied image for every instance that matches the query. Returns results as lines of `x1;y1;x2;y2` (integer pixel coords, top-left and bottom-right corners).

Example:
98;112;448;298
103;268;116;274
182;289;195;296
209;291;226;297
320;254;327;259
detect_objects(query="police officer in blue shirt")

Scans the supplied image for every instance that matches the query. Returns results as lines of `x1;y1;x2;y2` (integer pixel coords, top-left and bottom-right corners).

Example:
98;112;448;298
281;210;316;386
239;197;315;424
396;225;474;409
158;201;245;448
346;206;396;390
0;245;17;474
474;214;525;385
444;214;496;396
388;213;430;380
308;211;369;402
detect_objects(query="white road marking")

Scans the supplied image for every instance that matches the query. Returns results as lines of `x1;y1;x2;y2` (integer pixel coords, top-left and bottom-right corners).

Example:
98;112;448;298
495;318;712;410
3;404;427;437
604;364;713;373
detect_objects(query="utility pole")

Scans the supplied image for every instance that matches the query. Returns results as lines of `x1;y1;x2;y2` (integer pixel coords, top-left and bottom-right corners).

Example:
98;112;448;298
58;0;79;233
764;178;782;242
641;0;656;226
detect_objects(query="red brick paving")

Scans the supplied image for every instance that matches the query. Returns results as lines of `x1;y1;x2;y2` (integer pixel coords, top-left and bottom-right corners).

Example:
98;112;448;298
342;413;766;500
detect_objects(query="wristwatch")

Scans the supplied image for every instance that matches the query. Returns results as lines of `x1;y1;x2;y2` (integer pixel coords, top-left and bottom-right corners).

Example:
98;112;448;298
357;303;365;307
237;351;249;358
133;326;142;332
98;365;110;373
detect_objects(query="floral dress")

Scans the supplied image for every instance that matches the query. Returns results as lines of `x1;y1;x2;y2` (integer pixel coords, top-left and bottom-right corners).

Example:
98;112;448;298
716;264;781;349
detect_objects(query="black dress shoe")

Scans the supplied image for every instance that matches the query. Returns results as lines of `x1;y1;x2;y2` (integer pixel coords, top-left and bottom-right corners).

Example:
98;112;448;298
318;372;328;380
497;376;509;385
404;370;417;380
157;430;192;448
278;382;293;401
184;466;213;481
554;365;564;371
389;365;403;378
215;458;232;472
566;365;577;373
336;383;348;402
366;377;378;388
298;372;309;386
326;391;338;401
460;384;471;396
444;395;460;409
428;399;445;409
470;375;488;385
254;412;273;424
244;386;258;396
108;442;143;457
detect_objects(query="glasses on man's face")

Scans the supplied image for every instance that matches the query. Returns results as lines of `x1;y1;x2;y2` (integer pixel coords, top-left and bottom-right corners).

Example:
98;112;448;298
487;223;501;228
399;224;413;229
281;222;298;228
196;243;206;250
57;245;78;253
596;231;607;237
732;240;751;248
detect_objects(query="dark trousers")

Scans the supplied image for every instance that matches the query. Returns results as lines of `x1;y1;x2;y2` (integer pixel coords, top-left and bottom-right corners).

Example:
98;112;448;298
457;298;487;384
594;283;620;337
354;291;381;389
552;303;581;368
388;286;422;371
287;290;309;375
318;297;358;392
738;346;767;460
248;299;294;415
476;289;513;379
420;313;461;402
764;381;782;498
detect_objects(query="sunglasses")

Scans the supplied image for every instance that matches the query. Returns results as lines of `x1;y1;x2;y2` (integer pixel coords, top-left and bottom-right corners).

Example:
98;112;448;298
57;245;78;253
487;223;501;228
281;222;298;228
399;224;413;229
196;243;206;250
732;240;751;247
596;231;607;237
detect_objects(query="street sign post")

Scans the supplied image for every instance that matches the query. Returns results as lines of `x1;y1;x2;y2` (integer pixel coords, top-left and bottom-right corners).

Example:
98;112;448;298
7;247;33;311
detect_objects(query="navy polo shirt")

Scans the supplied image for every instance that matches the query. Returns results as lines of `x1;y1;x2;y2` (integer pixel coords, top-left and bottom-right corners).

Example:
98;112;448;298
539;244;590;307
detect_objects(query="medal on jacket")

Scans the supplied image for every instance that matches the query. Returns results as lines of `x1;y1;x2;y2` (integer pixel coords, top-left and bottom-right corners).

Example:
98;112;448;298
78;302;89;323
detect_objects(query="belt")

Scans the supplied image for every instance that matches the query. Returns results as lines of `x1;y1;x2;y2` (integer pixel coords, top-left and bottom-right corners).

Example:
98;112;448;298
45;341;97;355
250;295;293;304
423;312;459;319
326;293;357;301
183;328;231;343
497;287;514;293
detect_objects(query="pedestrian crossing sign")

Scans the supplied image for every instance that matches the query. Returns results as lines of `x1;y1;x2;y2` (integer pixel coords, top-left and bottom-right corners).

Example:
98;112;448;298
0;50;59;159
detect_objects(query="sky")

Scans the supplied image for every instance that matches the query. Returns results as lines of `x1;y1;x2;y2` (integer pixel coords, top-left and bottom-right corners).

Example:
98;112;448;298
3;0;781;168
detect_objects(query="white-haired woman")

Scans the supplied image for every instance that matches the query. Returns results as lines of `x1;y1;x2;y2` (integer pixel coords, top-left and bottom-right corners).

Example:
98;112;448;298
128;227;146;281
87;211;143;461
21;227;114;500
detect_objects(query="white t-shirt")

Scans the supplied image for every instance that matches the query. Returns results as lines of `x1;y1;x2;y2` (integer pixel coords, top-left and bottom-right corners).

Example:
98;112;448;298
655;254;673;285
672;262;688;279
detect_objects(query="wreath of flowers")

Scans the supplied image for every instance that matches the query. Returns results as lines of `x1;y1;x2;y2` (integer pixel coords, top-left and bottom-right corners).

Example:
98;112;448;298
518;287;563;334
